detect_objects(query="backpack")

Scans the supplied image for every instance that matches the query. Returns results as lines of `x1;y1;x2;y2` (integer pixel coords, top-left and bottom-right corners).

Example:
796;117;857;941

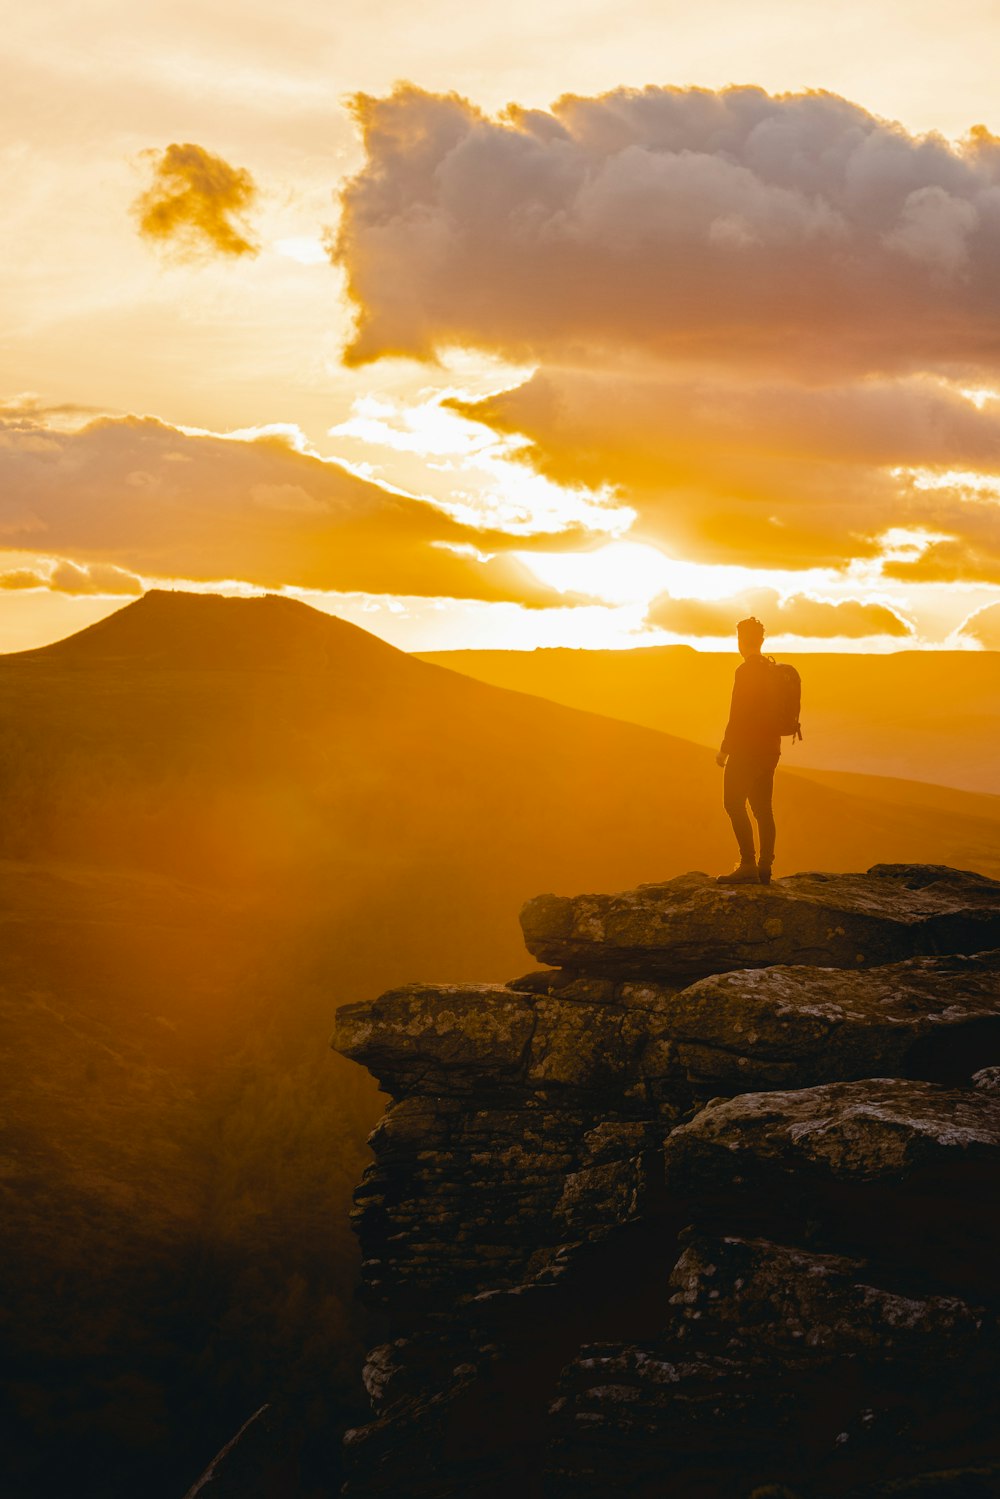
766;658;803;742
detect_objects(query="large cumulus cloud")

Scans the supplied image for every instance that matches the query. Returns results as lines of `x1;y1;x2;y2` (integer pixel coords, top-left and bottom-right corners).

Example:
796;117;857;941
332;84;1000;588
335;85;1000;377
0;414;590;607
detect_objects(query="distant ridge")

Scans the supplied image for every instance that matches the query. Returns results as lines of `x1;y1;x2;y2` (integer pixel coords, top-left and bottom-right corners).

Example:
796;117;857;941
419;644;1000;795
12;589;413;673
0;588;997;886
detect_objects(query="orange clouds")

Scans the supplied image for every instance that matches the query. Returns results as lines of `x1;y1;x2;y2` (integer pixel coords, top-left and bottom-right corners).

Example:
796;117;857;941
959;601;1000;647
0;561;143;594
0;569;45;590
332;84;1000;593
0;413;586;607
49;560;144;595
455;369;1000;572
646;588;913;640
133;143;260;258
882;538;1000;585
335;85;1000;378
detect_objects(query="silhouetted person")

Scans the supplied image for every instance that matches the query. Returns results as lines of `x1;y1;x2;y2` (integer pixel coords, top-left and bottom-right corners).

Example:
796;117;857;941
716;616;780;885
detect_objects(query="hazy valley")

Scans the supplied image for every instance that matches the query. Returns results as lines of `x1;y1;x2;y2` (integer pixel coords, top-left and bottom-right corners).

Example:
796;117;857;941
3;591;1000;1496
420;646;1000;796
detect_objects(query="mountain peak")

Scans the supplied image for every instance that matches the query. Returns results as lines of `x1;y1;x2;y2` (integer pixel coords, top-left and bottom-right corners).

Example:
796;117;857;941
19;589;411;673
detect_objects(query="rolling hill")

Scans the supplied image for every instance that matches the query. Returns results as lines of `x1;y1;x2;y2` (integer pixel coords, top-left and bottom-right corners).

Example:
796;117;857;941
419;645;1000;795
3;591;999;1498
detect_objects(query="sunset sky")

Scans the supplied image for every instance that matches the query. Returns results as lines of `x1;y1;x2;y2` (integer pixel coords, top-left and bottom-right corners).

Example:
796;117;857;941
5;0;1000;653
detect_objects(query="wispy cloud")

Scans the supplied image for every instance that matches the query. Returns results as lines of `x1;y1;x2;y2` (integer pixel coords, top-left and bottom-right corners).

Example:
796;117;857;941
647;587;914;640
0;412;592;608
957;600;1000;647
0;560;143;596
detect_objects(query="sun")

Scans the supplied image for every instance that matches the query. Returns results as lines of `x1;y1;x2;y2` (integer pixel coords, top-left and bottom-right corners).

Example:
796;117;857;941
510;542;770;609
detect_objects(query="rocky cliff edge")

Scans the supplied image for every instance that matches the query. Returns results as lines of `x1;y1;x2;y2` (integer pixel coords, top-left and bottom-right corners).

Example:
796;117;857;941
333;866;1000;1498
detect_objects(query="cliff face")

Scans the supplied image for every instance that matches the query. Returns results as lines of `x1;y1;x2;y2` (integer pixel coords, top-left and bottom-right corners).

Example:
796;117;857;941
333;866;1000;1498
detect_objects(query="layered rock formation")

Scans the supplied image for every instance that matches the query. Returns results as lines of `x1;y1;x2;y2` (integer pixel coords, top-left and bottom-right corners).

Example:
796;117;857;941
333;867;1000;1497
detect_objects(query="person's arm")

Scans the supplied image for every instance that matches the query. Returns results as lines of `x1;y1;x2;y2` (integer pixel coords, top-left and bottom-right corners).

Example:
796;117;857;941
717;668;741;764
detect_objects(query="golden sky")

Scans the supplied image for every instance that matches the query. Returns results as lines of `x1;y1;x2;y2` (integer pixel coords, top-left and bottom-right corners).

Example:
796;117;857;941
4;0;1000;652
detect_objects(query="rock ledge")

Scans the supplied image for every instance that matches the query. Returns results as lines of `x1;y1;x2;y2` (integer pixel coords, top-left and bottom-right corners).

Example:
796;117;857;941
333;865;1000;1497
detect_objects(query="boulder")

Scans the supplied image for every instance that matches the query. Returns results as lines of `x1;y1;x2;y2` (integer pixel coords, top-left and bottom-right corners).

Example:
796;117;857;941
664;1078;1000;1191
663;1079;1000;1296
334;982;687;1111
334;985;536;1095
653;950;1000;1090
520;866;1000;979
668;1234;994;1363
335;951;1000;1114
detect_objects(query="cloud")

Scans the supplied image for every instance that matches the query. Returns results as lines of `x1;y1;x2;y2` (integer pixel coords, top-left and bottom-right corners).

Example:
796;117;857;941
882;537;1000;585
334;85;1000;378
646;587;914;640
452;367;1000;571
958;600;1000;647
332;85;1000;584
0;568;46;590
48;560;144;595
0;560;143;594
0;413;587;608
133;143;260;258
0;397;103;429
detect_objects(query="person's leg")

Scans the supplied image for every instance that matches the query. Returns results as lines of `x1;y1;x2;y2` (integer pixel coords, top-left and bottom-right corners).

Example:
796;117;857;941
723;756;757;866
747;757;778;874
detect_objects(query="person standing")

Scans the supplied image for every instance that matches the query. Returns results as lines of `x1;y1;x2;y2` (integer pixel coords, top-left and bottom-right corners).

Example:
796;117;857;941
715;616;782;885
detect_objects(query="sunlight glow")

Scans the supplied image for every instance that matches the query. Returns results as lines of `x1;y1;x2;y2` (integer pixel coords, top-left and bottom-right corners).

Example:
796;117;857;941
273;236;328;265
329;390;632;538
178;420;318;453
958;386;999;411
891;467;1000;500
877;526;955;561
512;543;870;611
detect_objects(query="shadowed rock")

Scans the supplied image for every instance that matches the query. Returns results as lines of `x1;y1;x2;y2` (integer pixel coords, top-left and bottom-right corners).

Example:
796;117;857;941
663;1079;1000;1298
653;949;1000;1090
664;1078;1000;1190
546;1235;1000;1497
335;949;1000;1112
520;865;1000;979
335;985;538;1096
668;1234;995;1361
335;981;692;1117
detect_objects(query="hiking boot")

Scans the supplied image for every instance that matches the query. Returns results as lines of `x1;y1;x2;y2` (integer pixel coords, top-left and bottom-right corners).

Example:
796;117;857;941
757;863;773;885
716;862;759;885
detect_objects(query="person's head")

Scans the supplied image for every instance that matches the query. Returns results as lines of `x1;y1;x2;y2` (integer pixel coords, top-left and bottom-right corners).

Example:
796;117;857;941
737;616;765;659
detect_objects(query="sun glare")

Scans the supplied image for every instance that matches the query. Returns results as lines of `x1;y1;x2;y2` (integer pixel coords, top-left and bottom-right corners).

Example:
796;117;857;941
511;544;861;611
329;389;633;537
